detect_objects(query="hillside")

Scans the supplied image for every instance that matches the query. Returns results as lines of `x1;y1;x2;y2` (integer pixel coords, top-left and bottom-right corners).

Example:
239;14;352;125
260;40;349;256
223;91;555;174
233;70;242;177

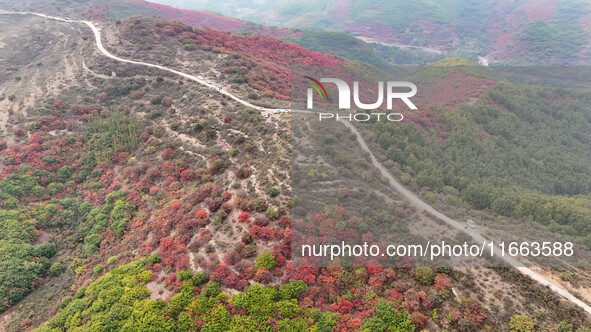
1;3;591;332
152;0;591;65
0;0;445;67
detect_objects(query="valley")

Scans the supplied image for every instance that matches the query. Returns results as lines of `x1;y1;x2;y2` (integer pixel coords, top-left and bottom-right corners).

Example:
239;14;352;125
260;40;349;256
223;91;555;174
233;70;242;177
0;1;591;331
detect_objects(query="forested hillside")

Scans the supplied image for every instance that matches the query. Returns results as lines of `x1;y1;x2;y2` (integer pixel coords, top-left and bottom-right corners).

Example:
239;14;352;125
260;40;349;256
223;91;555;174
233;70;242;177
149;0;591;65
365;72;591;250
0;2;591;331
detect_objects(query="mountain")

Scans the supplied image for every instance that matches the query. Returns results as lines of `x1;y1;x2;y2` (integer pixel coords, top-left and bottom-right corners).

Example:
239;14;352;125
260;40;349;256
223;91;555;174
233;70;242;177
1;0;591;331
149;0;591;65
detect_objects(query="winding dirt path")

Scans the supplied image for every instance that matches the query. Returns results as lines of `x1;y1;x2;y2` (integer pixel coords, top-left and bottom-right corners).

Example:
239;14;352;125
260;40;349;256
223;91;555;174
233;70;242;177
1;10;590;316
355;35;445;55
339;119;591;315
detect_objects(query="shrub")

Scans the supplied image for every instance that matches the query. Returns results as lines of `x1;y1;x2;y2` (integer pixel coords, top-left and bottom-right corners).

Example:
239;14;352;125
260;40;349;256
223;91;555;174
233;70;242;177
75;287;86;299
57;166;72;181
107;256;117;264
414;267;435;285
82;234;101;257
161;148;174;160
279;280;308;300
60;296;73;308
177;270;193;281
266;187;279;197
266;208;279;221
509;314;535;332
208;200;222;213
93;264;104;276
434;273;451;290
558;321;573;332
161;96;174;107
193;272;209;285
256;252;276;271
150;95;163;105
49;262;64;276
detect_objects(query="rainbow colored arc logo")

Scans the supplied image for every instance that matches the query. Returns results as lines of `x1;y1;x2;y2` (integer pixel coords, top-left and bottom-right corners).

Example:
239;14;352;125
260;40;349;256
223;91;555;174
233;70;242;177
303;76;328;101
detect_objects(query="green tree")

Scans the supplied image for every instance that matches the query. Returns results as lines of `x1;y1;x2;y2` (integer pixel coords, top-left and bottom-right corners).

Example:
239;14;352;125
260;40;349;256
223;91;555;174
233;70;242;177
255;252;277;271
57;166;72;181
267;187;279;197
279;280;308;300
362;300;415;332
414;267;435;285
49;262;64;276
509;314;535;332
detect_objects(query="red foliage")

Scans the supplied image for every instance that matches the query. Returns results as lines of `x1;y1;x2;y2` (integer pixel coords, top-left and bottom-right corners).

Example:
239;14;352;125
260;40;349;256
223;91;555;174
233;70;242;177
462;298;487;325
148;22;342;99
54;100;63;108
161;96;174;107
236;163;251;179
237;211;250;223
112;151;130;165
336;300;354;314
223;273;245;290
161;161;180;178
250;225;274;241
398;256;413;269
207;199;221;213
210;264;230;282
178;218;199;234
410;312;428;330
223;250;241;266
180;169;195;182
434;273;451;290
14;128;26;137
197;229;212;247
195;209;208;220
161;148;174;160
279;216;291;227
158;237;188;270
365;259;383;275
28;133;45;145
404;289;431;312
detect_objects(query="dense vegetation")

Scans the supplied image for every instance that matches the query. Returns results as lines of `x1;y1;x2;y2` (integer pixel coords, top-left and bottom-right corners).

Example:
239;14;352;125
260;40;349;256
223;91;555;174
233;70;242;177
126;18;342;101
0;208;56;312
158;0;591;64
518;1;590;64
34;256;450;331
369;82;591;248
282;30;441;66
0;108;147;313
1;4;591;330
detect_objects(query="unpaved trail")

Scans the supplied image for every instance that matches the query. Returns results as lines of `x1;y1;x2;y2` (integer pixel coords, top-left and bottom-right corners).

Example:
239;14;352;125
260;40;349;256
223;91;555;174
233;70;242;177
339;119;591;316
1;10;590;316
355;35;445;55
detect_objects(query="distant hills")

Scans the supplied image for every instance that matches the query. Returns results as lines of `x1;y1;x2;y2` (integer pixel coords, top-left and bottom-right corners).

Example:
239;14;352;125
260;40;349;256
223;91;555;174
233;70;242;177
147;0;591;65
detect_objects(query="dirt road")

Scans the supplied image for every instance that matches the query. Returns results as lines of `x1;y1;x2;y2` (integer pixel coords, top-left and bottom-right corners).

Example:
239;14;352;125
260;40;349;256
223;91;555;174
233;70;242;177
340;119;591;315
355;35;445;55
1;10;590;316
